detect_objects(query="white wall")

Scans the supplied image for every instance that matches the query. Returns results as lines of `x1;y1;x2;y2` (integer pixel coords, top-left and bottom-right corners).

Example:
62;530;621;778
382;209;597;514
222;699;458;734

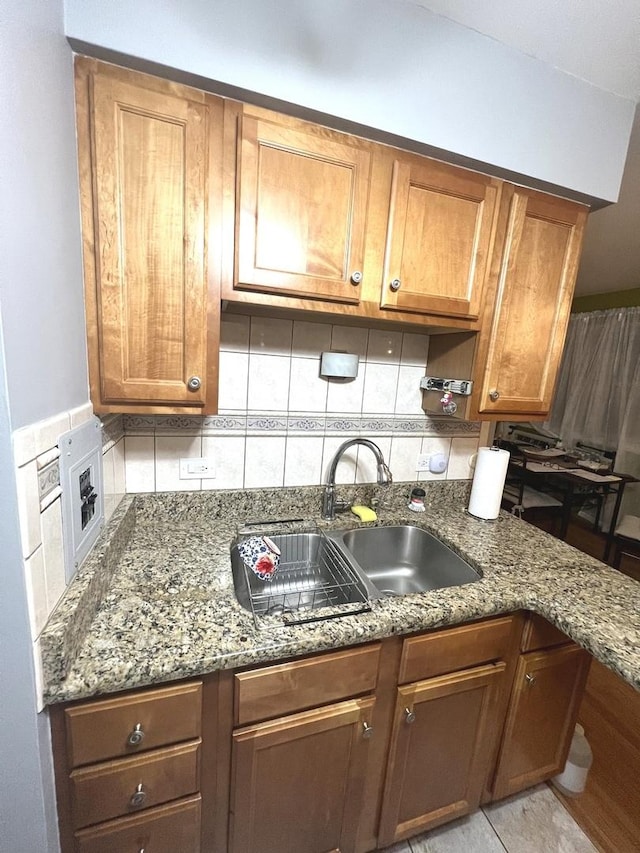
63;0;635;203
575;102;640;295
1;0;88;430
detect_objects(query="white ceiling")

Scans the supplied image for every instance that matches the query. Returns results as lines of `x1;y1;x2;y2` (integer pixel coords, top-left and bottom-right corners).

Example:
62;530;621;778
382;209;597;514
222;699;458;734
406;0;640;102
404;0;640;295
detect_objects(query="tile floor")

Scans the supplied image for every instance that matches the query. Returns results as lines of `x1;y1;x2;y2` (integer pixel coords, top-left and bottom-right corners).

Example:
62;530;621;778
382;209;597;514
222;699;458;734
382;784;598;853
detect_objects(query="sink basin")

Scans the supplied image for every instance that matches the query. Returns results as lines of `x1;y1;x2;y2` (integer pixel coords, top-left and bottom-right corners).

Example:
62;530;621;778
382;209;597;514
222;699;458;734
330;525;481;596
231;530;370;622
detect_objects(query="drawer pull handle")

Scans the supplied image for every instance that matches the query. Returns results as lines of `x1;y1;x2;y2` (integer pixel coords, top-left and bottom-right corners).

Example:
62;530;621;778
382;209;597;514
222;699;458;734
404;707;416;724
489;389;500;402
127;723;145;747
390;278;401;292
525;673;537;686
130;783;146;808
350;271;363;285
362;721;373;739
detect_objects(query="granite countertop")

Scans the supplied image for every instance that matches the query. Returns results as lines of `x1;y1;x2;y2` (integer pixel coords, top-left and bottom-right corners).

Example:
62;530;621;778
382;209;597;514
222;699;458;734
40;481;640;705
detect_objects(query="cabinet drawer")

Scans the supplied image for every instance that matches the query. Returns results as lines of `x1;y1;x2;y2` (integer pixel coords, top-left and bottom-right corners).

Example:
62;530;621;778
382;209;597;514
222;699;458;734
65;681;202;767
399;617;517;684
70;740;200;830
234;644;381;725
521;614;570;652
75;795;201;853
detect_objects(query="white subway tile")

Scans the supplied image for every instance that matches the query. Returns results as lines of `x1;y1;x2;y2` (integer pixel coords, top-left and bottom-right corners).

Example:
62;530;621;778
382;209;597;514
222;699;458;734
250;317;293;355
201;436;245;490
33;411;71;459
367;329;403;364
448;436;480;480
156;436;202;491
362;363;400;414
35;447;60;470
16;461;42;558
218;352;249;411
24;546;47;638
284;436;324;486
355;436;392;484
244;436;285;488
32;640;45;712
401;332;429;366
124;436;155;492
326;372;365;414
113;439;126;495
69;402;94;428
247;354;290;411
321;436;358;485
41;497;66;613
292;320;332;357
220;313;250;352
389;435;423;482
288;357;327;413
102;444;117;521
395;365;427;415
330;325;369;358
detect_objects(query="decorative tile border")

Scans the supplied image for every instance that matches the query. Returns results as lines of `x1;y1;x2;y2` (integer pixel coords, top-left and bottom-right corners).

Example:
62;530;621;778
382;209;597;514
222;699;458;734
37;459;60;502
123;413;480;437
101;414;125;451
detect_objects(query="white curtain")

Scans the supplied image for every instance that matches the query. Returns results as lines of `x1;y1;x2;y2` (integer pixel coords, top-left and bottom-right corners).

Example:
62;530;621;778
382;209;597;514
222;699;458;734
548;305;640;525
547;306;640;452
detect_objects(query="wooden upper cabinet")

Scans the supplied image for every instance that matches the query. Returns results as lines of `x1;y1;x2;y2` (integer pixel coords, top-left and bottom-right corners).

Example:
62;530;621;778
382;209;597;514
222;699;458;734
234;108;371;303
476;186;588;416
76;59;222;414
380;156;501;320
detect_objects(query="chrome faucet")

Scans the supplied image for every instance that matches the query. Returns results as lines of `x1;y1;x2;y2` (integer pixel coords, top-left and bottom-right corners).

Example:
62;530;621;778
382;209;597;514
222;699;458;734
322;439;393;519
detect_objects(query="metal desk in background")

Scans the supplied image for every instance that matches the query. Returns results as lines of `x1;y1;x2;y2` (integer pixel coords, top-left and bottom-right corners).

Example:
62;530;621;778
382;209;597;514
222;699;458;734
499;444;638;562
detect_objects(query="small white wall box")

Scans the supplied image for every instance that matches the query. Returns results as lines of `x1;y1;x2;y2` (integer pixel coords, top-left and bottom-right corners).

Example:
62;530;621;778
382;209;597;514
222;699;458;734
59;417;104;583
320;351;359;379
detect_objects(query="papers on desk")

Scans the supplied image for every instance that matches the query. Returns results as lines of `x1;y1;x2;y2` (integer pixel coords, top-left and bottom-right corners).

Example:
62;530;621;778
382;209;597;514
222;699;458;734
525;461;569;473
523;447;565;458
569;469;621;483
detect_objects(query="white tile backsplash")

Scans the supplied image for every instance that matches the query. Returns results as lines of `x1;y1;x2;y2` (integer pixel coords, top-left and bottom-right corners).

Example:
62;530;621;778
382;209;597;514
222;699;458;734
121;313;481;494
249;316;293;355
41;497;66;612
16;460;42;559
448;436;481;480
362;363;400;414
156;435;202;491
245;436;286;488
124;436;155;492
217;351;249;411
24;546;48;638
247;353;290;411
418;436;453;481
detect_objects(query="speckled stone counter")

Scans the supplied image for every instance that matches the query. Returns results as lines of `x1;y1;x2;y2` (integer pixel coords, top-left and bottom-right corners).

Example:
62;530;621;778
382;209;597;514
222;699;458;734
40;481;640;704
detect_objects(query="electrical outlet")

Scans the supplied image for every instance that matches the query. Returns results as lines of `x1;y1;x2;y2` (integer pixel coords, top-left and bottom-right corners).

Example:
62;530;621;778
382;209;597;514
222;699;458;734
179;457;216;479
416;453;430;472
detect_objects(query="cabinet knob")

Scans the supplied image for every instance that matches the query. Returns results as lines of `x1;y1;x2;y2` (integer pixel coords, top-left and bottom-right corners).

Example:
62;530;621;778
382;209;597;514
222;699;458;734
404;707;416;724
129;783;146;808
350;271;363;285
127;723;145;747
187;375;202;392
489;389;500;402
362;721;374;739
389;278;401;292
525;673;536;686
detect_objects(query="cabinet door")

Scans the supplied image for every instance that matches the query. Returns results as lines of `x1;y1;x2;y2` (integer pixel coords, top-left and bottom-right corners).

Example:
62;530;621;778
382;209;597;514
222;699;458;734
381;157;501;319
477;186;587;416
378;663;506;847
235;111;371;303
81;64;213;410
229;698;374;853
492;644;591;799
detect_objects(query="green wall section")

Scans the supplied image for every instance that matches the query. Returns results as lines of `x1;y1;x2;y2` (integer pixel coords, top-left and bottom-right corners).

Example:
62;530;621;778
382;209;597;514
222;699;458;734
572;287;640;313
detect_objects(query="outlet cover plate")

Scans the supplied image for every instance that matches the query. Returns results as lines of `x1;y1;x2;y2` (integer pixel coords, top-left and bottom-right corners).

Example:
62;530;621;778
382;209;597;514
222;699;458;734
180;457;216;479
416;453;430;472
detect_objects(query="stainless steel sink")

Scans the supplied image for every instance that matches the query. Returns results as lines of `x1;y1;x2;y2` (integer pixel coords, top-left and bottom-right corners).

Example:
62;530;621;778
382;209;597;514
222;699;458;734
328;525;481;596
231;529;372;624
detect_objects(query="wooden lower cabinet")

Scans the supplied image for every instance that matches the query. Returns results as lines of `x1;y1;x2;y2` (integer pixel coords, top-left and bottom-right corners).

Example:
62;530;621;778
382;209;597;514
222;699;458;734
492;643;591;799
51;616;594;853
377;663;506;847
229;698;375;853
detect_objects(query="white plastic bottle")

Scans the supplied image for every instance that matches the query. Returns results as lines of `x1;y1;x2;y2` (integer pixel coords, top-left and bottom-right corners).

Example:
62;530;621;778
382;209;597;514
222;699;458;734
552;724;593;797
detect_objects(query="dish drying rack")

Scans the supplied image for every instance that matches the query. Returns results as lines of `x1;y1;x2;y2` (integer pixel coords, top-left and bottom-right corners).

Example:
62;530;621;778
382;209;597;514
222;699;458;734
234;525;371;627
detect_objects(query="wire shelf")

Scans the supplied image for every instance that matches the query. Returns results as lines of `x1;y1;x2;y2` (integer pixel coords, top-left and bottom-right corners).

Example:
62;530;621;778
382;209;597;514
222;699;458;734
232;527;371;627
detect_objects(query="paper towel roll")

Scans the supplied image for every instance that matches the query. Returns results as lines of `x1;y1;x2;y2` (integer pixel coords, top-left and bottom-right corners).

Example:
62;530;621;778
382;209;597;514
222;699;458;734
468;446;510;520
